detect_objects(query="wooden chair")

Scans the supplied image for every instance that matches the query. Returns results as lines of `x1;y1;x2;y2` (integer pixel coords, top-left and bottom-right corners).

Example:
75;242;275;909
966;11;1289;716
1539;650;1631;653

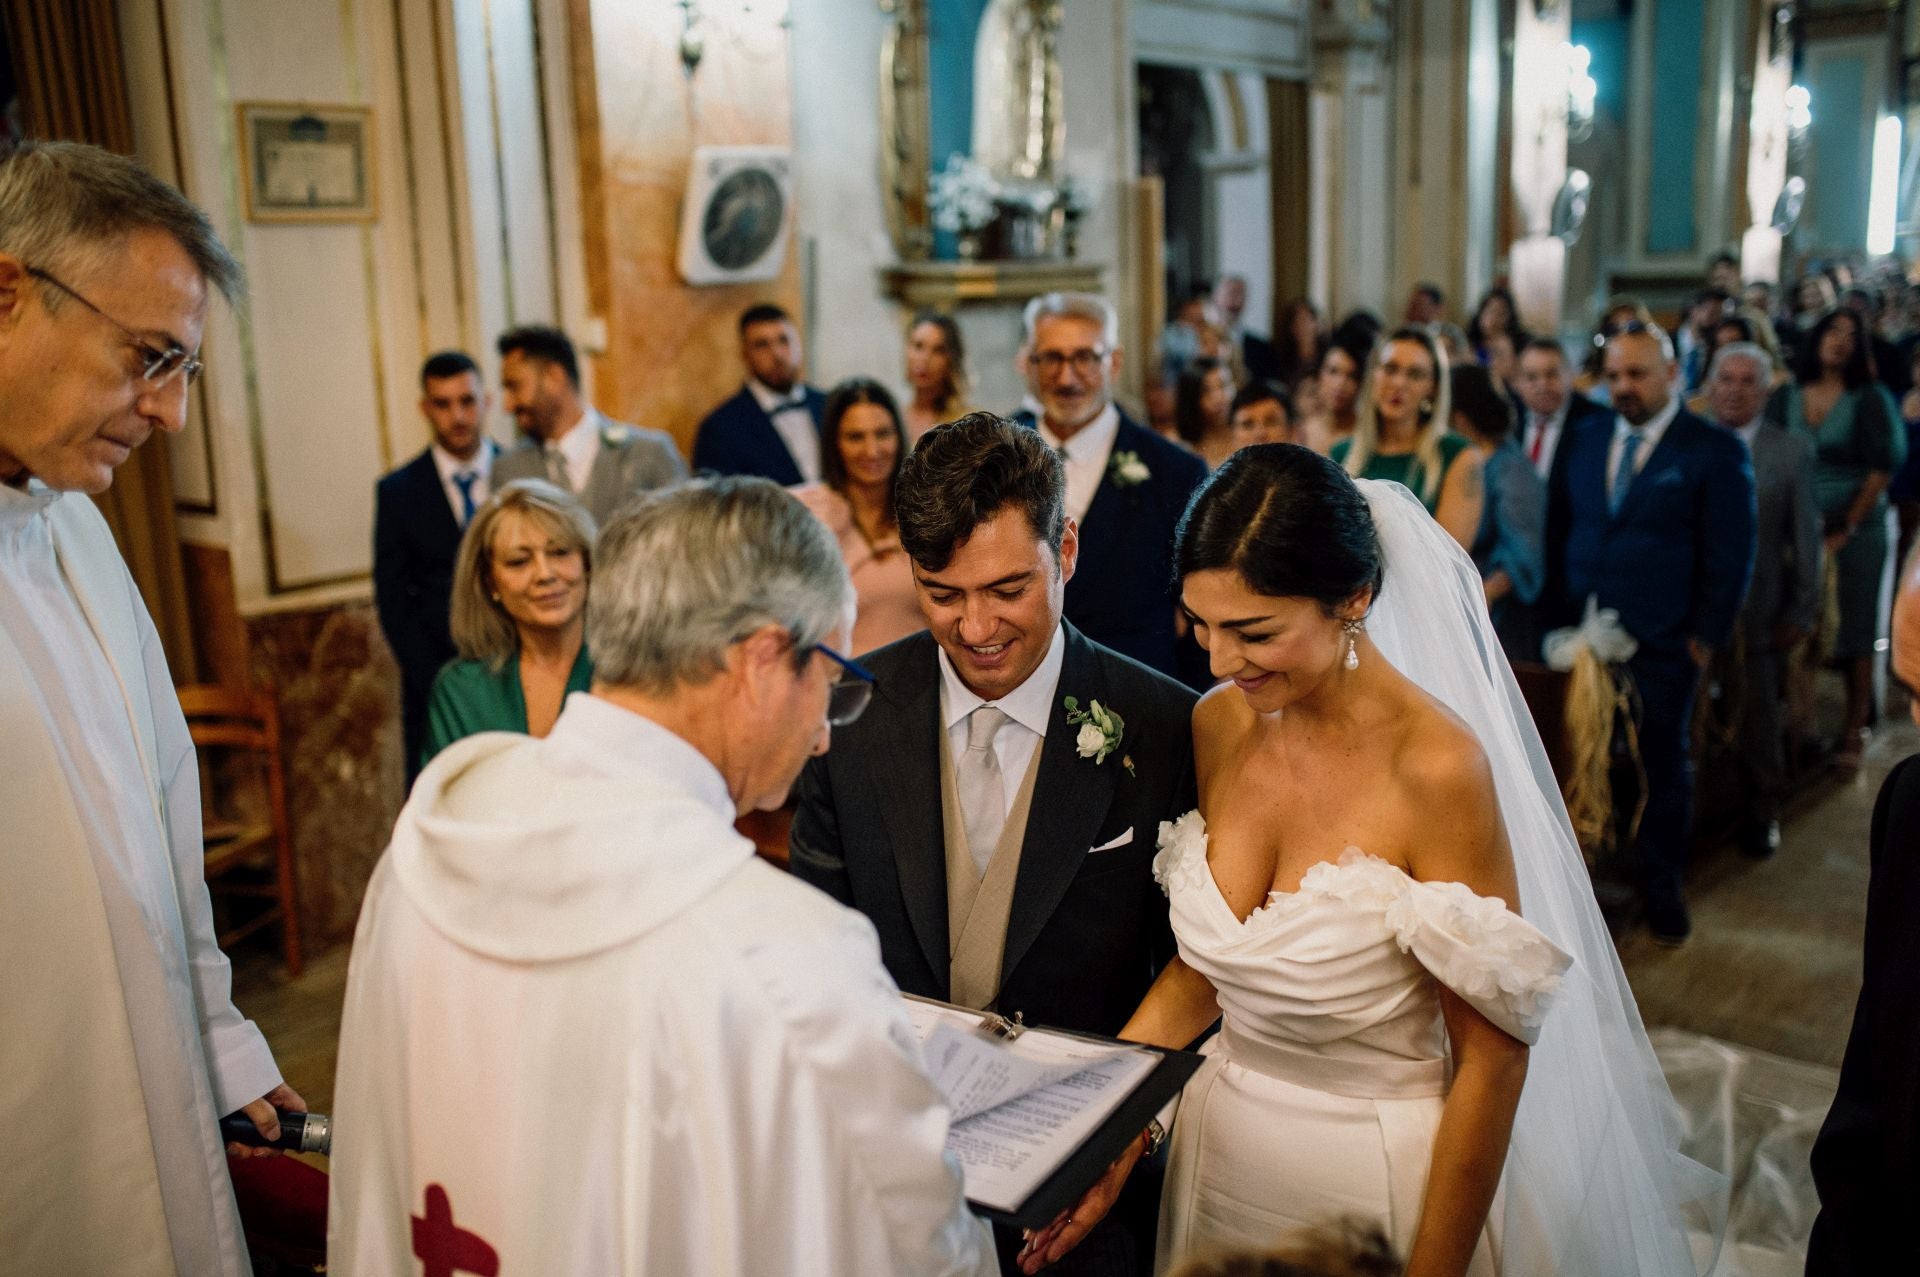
180;683;303;976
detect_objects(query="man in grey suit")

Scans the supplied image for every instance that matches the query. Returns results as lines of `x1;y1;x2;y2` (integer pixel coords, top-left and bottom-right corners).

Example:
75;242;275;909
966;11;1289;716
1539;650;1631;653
1708;342;1821;858
492;325;686;525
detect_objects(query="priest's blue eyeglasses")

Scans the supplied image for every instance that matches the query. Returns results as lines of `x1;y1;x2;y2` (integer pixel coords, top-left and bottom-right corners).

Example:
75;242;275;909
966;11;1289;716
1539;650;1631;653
812;644;876;726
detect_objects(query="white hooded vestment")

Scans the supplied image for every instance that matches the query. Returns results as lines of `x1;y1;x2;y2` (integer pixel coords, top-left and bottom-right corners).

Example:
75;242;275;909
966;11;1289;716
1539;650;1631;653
1;482;282;1277
328;693;995;1276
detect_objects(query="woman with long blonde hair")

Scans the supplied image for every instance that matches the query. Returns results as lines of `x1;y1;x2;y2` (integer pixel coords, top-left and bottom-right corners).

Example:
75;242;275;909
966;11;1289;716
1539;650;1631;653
1332;325;1483;547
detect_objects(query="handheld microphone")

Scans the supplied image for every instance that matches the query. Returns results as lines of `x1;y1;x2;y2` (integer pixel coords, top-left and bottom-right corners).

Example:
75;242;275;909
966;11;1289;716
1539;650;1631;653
220;1110;332;1156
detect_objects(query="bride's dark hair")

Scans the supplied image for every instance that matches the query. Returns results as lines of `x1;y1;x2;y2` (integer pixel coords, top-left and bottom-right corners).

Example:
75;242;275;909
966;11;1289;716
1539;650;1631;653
1173;443;1383;612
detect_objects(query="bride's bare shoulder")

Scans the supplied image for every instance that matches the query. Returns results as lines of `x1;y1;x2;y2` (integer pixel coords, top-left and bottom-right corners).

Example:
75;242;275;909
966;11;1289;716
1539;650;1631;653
1393;691;1497;815
1192;683;1252;770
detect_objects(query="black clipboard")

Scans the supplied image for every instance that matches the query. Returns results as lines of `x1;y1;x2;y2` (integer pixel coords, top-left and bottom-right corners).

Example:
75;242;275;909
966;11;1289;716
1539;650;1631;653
906;996;1206;1231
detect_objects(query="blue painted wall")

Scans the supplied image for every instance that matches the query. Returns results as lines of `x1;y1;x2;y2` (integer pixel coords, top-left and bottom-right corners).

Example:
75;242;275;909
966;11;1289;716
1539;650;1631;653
1571;14;1629;126
1803;53;1869;251
1644;0;1705;254
928;0;991;171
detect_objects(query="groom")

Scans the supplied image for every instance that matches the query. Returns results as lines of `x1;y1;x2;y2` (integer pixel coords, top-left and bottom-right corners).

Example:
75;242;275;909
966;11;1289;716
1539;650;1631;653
790;413;1197;1276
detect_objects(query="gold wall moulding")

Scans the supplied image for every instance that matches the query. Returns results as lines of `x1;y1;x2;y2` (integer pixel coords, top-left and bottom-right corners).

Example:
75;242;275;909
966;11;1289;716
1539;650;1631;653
880;258;1105;309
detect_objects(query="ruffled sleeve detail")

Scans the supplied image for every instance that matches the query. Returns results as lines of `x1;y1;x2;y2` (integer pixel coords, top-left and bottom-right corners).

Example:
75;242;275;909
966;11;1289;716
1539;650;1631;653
1304;850;1573;1044
1153;810;1210;898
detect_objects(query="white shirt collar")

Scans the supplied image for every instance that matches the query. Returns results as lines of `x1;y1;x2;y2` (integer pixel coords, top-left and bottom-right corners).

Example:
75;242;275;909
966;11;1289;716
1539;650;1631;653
1730;419;1761;450
550;405;602;463
543;692;735;822
937;623;1067;739
747;378;809;414
431;437;494;482
1038;401;1121;463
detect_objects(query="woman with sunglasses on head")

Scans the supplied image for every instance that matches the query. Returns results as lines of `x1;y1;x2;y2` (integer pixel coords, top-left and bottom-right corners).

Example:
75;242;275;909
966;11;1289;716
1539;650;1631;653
792;378;923;655
422;479;596;769
1331;326;1484;550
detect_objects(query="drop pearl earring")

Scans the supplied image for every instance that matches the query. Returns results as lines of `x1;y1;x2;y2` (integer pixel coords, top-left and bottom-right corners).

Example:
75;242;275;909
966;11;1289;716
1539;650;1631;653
1342;619;1363;671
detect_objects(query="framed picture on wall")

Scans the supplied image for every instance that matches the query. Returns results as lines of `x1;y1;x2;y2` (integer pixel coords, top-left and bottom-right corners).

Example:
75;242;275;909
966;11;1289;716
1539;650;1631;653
237;103;376;223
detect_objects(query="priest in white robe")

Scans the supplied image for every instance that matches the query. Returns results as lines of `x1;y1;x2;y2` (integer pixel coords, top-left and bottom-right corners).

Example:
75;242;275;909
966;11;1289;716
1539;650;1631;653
329;478;996;1276
1;142;297;1276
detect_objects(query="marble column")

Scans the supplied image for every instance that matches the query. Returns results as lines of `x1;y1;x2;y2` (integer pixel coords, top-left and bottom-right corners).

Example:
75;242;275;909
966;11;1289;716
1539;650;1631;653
1507;0;1574;336
1309;0;1394;319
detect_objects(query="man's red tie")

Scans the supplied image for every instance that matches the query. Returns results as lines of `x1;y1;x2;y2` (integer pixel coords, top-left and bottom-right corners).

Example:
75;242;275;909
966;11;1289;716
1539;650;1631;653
1528;419;1545;466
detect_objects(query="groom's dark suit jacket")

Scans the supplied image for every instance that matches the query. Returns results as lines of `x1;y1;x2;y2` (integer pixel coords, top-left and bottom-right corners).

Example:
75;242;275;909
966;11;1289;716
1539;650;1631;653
790;623;1196;1037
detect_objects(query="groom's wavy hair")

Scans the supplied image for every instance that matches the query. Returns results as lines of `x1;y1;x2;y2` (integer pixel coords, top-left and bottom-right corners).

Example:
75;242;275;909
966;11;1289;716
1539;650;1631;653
895;412;1066;571
1174;444;1384;614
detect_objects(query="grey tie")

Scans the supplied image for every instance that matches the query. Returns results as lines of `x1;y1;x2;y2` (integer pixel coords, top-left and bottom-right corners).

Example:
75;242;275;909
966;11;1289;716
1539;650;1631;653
957;707;1009;878
544;444;572;492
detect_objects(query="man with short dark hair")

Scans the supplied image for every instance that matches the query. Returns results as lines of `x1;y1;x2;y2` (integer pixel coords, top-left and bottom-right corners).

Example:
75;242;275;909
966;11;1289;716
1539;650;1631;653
791;413;1197;1276
1404;281;1445;326
1514;337;1605;482
1706;250;1741;295
1228;379;1295;448
1011;291;1207;684
374;350;495;785
491;324;684;525
1679;287;1733;392
1;139;297;1277
692;302;829;483
1546;324;1755;945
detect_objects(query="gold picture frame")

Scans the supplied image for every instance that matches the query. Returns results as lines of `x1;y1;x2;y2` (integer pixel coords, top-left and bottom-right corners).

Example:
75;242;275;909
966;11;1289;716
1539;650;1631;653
237;102;377;223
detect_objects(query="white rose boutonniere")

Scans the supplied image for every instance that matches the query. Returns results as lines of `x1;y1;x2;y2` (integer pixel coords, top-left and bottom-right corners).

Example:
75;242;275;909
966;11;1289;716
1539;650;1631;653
1109;450;1150;487
1064;696;1136;777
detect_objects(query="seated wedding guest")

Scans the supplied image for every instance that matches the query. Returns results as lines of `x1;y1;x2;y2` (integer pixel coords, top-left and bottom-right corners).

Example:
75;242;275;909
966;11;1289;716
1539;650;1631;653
1332;326;1484;548
1174;355;1236;468
791;413;1197;1277
332;478;996;1277
1272;298;1326;390
1010;291;1208;682
1707;343;1820;859
794;379;922;654
1299;337;1366;455
1452;364;1545;663
491;325;684;527
905;309;973;442
692;302;829;484
1229;380;1297;449
421;479;595;768
1765;306;1907;770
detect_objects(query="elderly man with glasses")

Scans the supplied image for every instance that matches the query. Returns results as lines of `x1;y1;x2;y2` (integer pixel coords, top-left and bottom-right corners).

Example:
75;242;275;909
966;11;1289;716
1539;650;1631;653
1;142;302;1276
331;477;994;1276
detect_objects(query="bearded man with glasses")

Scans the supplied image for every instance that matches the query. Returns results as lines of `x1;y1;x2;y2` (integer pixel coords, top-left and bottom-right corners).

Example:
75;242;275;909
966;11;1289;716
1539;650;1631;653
0;142;303;1276
1010;292;1208;687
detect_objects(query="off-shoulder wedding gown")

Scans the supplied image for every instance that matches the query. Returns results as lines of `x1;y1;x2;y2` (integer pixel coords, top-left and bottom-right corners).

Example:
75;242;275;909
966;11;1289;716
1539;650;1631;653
1150;811;1573;1274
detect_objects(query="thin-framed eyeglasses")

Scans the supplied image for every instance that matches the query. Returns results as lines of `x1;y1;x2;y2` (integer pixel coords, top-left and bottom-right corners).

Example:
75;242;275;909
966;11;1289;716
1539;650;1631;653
811;643;877;727
26;266;204;388
1028;347;1109;377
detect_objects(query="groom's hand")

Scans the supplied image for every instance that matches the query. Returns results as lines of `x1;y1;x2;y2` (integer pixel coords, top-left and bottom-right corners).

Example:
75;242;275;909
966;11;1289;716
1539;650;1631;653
1015;1134;1146;1273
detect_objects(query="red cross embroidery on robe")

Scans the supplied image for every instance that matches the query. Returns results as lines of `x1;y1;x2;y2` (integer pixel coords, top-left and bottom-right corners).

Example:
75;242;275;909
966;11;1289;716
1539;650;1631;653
411;1183;499;1277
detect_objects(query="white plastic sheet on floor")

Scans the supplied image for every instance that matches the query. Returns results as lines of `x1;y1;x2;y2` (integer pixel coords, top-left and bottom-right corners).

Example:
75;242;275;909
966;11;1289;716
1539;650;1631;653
1650;1027;1837;1276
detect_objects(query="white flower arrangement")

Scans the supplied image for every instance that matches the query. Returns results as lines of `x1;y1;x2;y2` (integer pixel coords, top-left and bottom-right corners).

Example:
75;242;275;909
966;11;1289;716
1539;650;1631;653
1064;696;1135;777
929;155;999;235
1108;450;1151;487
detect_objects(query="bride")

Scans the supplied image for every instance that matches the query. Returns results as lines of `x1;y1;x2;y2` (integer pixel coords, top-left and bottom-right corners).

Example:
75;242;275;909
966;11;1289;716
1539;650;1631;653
1019;446;1719;1276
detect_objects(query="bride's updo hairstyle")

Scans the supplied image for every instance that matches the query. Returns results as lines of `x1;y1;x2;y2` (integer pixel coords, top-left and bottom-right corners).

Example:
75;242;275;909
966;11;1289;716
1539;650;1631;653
1173;443;1383;613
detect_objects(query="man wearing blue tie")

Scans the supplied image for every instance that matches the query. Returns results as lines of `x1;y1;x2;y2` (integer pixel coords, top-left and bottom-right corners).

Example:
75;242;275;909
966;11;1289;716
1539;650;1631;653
374;351;496;786
1546;323;1755;945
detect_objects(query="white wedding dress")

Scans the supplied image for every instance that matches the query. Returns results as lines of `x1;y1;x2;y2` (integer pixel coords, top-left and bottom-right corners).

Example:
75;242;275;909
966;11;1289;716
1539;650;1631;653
1145;480;1721;1276
1151;819;1570;1272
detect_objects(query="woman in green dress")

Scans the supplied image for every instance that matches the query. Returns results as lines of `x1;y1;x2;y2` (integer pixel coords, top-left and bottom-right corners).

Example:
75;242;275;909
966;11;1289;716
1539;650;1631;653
1331;325;1484;549
421;478;597;769
1766;307;1907;769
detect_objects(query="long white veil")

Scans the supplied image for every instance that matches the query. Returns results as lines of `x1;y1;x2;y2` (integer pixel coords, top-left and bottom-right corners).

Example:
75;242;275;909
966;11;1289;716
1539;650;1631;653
1357;479;1724;1274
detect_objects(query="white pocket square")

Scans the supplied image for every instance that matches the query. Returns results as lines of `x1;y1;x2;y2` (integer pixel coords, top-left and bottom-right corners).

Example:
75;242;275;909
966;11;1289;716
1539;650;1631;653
1089;829;1136;854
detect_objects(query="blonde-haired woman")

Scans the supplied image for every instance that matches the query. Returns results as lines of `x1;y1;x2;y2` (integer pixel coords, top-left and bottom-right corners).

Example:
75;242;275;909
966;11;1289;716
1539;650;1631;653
421;478;597;768
1331;325;1484;547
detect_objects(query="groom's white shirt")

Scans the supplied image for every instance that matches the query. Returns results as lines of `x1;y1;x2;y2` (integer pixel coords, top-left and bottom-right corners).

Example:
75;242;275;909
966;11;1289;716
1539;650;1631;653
938;623;1066;817
329;693;994;1276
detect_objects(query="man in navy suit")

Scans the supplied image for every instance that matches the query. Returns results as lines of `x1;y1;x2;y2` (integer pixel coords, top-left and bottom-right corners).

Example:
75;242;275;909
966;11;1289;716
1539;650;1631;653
1011;292;1207;685
1546;323;1755;944
691;303;827;484
1514;338;1609;661
373;351;495;785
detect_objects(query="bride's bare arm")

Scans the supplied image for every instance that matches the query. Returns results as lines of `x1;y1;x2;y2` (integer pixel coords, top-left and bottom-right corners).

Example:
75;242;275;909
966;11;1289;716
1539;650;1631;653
1401;720;1528;1277
1118;954;1219;1049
